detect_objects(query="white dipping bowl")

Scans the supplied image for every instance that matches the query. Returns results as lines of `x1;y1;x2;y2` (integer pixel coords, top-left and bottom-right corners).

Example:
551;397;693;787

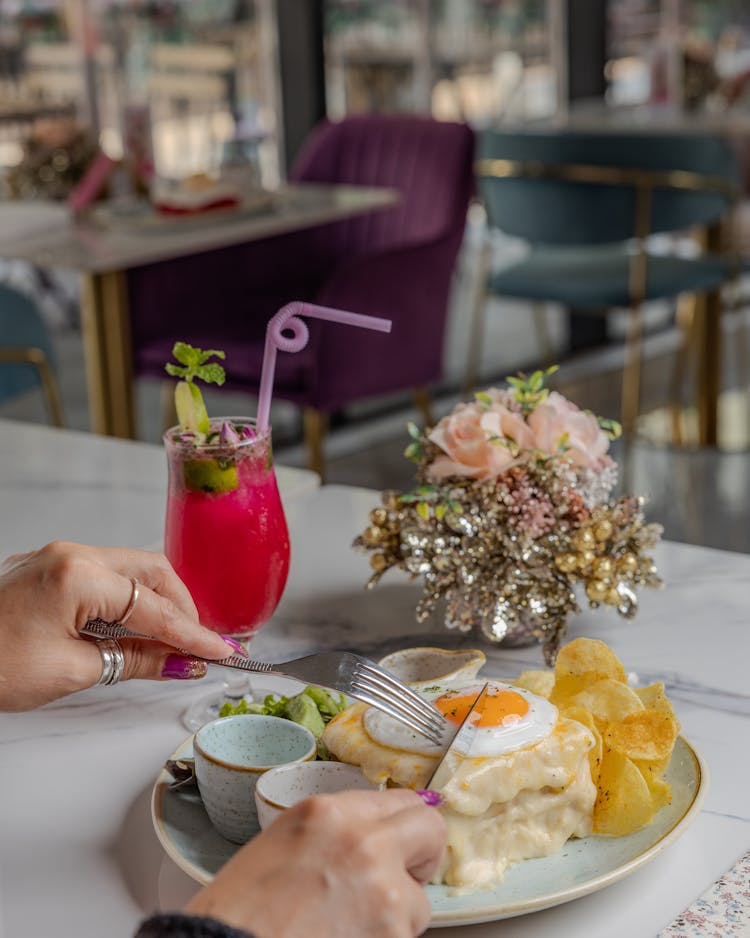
255;760;380;829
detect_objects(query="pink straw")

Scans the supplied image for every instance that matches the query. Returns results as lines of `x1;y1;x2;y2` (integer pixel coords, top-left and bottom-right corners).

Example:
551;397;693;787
256;301;392;432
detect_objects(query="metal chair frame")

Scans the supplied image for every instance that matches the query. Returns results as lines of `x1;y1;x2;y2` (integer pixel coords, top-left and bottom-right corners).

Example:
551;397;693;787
0;345;65;427
470;156;741;438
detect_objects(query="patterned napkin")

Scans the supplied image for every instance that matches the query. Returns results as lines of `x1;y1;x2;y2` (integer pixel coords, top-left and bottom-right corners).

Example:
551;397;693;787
657;849;750;937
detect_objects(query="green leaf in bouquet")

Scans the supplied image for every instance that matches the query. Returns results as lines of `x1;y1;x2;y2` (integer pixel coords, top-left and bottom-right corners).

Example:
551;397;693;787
416;501;431;521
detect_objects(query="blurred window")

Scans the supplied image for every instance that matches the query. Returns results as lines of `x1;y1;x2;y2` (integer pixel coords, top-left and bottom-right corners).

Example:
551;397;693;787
323;0;559;125
0;1;281;184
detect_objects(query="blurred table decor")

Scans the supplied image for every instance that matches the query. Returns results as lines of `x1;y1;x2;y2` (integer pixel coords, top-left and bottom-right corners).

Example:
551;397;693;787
4;118;100;202
354;369;663;664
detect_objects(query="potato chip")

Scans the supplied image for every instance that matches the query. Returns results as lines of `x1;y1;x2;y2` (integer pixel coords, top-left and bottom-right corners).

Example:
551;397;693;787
633;754;670;783
605;710;678;762
635;683;681;732
561;704;603;785
514;669;554;699
538;637;680;839
554;637;627;683
593;750;654;836
570;679;645;725
549;671;602;707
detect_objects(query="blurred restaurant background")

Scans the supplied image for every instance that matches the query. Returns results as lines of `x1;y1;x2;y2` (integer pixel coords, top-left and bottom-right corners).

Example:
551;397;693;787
1;0;750;551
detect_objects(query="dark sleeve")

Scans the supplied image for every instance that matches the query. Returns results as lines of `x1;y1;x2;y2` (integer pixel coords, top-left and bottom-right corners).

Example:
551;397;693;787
135;913;257;938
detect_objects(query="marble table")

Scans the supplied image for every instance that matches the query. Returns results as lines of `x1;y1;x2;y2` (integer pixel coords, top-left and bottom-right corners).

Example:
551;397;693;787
0;424;748;938
0;182;395;438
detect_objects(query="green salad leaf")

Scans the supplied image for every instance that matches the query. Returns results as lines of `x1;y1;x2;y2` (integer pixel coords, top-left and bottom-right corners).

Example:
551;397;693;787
219;685;348;759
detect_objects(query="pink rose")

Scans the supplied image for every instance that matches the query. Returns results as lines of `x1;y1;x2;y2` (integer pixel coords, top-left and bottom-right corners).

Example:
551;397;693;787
427;401;526;481
527;391;610;468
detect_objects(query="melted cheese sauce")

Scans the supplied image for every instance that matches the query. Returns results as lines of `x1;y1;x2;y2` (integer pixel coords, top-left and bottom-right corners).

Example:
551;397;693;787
437;719;595;889
323;706;596;890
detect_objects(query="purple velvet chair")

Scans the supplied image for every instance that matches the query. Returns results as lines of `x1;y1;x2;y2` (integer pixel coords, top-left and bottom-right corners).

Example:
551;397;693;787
128;114;475;472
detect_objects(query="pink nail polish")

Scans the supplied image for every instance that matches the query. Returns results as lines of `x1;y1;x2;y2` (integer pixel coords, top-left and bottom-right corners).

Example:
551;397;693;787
162;654;207;680
416;790;444;807
221;635;249;657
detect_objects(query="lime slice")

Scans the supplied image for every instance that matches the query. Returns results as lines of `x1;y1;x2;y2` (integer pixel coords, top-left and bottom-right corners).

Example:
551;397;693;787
183;458;238;494
175;381;210;434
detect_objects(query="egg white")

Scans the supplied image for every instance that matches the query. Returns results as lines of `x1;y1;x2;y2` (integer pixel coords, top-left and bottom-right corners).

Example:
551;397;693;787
362;679;558;757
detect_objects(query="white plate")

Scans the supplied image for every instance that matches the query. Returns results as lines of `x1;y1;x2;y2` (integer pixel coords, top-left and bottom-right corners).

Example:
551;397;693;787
151;730;707;927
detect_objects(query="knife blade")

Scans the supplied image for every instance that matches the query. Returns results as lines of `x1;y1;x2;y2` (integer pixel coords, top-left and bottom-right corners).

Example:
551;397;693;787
425;683;490;791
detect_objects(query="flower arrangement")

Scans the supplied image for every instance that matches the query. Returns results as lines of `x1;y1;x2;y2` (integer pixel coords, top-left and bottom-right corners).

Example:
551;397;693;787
354;368;663;665
5;119;100;201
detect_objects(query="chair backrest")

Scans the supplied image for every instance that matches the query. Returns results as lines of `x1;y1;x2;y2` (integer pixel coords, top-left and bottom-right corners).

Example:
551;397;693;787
476;128;740;246
290;114;475;257
0;284;57;403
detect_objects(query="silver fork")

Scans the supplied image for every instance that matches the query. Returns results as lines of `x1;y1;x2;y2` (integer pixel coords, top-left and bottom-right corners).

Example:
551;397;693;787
81;619;448;746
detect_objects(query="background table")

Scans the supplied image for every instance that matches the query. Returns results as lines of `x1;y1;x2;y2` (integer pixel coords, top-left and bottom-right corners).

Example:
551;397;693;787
0;424;747;937
0;183;395;438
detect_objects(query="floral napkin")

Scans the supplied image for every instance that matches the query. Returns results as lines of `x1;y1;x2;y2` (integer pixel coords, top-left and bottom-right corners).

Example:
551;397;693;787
658;849;750;937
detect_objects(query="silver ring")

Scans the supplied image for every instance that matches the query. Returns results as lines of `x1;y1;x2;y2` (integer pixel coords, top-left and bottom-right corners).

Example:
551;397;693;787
95;638;125;686
118;577;139;626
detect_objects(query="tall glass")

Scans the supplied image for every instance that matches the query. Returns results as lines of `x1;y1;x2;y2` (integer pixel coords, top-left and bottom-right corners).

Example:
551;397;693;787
164;418;290;731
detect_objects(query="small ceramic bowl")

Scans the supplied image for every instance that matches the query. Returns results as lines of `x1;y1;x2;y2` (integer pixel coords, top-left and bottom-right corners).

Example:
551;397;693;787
193;714;317;844
378;646;486;687
255;760;380;830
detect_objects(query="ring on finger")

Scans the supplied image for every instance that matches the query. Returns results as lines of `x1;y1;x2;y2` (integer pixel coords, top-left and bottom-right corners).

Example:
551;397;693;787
118;577;139;626
95;638;125;686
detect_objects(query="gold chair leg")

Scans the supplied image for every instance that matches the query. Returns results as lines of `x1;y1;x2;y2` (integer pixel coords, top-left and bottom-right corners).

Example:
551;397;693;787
463;238;492;396
35;356;65;428
532;301;555;367
412;387;434;429
669;293;697;446
0;347;64;427
303;408;327;480
621;301;644;439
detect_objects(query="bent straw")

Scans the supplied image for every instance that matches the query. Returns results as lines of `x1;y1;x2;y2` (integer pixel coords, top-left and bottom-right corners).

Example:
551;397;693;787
256;301;392;432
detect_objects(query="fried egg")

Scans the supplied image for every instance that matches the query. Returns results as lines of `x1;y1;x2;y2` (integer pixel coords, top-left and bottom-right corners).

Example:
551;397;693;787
363;680;559;757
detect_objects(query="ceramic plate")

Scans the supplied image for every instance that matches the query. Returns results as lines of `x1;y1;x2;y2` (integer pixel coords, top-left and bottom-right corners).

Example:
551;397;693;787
151;730;707;927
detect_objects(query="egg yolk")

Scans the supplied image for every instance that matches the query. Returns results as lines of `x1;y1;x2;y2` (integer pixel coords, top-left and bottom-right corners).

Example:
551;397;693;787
435;688;529;727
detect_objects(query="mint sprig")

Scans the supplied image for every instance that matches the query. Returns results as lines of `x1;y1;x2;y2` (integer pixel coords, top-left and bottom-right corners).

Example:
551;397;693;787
165;342;226;386
165;342;226;434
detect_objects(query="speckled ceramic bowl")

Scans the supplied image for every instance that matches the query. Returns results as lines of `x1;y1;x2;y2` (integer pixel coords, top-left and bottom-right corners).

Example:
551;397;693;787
193;714;317;844
378;647;486;687
255;760;380;830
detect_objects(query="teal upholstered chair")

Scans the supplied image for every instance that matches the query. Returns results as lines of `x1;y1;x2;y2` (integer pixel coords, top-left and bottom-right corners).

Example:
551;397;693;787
467;128;740;436
0;284;64;425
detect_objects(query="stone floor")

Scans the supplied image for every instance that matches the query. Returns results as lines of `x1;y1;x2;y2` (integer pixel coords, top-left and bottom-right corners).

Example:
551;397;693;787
2;223;750;554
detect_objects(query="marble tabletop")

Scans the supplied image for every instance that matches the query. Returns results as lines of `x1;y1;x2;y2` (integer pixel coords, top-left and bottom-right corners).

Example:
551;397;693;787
0;424;748;938
0;183;396;274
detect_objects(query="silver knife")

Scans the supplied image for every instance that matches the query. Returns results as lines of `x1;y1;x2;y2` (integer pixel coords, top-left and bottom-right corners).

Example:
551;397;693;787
426;683;490;791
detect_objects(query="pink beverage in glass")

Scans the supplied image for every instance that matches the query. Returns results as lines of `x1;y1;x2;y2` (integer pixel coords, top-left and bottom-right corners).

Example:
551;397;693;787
164;419;290;637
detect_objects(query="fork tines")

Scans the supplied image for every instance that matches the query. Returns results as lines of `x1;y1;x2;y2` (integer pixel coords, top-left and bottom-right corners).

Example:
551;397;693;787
353;661;446;746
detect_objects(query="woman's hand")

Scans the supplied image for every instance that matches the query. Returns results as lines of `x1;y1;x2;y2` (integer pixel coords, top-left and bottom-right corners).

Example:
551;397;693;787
0;540;237;710
185;788;447;938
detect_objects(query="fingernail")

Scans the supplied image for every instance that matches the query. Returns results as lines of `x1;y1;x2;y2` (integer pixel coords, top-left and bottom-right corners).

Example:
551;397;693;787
416;790;444;807
221;635;249;657
162;654;207;680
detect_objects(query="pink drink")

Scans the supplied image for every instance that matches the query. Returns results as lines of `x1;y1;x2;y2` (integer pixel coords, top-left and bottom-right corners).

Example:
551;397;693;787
164;420;290;637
